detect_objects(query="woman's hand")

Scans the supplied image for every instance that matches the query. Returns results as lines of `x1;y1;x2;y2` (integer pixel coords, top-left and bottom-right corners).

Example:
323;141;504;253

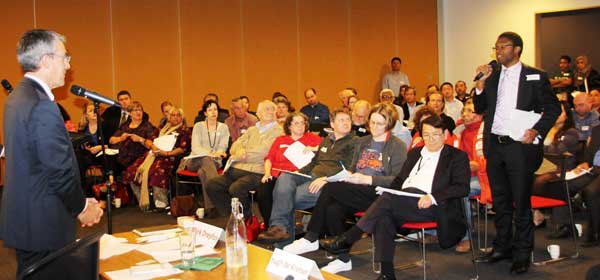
261;174;272;183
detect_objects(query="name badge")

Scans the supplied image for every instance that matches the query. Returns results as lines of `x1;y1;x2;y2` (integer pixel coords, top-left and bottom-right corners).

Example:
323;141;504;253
240;129;247;135
314;116;320;120
582;126;590;131
358;127;367;133
320;147;328;153
266;249;324;280
526;74;540;81
193;221;224;248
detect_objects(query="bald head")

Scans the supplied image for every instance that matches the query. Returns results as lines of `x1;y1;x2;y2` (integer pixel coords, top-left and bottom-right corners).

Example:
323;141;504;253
352;100;371;125
574;93;591;117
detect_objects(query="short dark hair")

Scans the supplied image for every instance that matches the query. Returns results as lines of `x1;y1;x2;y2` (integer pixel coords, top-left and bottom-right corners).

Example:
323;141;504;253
345;87;358;96
201;100;220;115
272;92;286;100
117;90;131;98
330;108;350;122
440;82;453;91
498;31;523;57
283;112;309;135
420;114;445;132
391;57;402;64
204;93;219;103
560;55;572;63
240;95;249;102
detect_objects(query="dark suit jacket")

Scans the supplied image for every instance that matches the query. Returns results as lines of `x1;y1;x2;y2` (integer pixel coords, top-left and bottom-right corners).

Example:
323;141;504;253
473;63;560;169
401;101;422;121
0;77;85;251
390;145;470;248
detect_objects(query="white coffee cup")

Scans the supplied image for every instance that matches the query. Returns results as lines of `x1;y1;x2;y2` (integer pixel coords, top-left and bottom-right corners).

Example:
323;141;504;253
177;216;195;228
547;244;560;260
576;224;583;237
114;198;121;208
196;208;205;219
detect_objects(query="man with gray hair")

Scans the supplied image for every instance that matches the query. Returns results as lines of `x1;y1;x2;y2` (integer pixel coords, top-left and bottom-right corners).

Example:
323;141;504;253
572;92;600;141
0;29;103;276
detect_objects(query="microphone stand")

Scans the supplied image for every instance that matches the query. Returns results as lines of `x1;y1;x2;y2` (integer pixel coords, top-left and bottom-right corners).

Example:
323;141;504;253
93;101;114;234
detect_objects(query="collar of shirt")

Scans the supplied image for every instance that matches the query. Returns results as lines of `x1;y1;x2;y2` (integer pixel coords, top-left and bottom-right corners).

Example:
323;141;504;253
24;73;54;101
256;121;276;133
420;146;443;161
500;61;522;79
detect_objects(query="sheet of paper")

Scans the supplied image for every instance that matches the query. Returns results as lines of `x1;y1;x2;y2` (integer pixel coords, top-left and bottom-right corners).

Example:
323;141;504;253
326;168;351;182
183;152;208;160
153;134;177;151
565;168;592;181
96;148;119;157
222;158;235;173
105;263;183;280
136;237;180;256
283;141;315;169
148;246;220;263
508;109;541;141
273;168;312;179
99;234;139;260
374;186;424;198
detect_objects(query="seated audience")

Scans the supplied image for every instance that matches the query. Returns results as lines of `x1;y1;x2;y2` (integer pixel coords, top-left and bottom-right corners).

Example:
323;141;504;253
401;86;422;128
441;82;464;123
351;100;371;137
75;102;105;195
379;89;404;121
256;112;322;228
180;100;230;216
301;88;330;126
194;93;230;123
158;101;173;128
455;80;470;104
224;97;258;142
572;92;600;141
283;103;407;274
258;109;357;244
319;115;470;279
532;102;580;237
206;100;283;218
274;97;292;124
123;107;190;210
240;95;257;116
426;91;456;134
109;101;157;174
574;55;600;93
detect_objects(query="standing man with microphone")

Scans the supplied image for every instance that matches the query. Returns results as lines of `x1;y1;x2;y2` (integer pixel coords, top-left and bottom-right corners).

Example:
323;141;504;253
473;31;560;274
0;29;103;277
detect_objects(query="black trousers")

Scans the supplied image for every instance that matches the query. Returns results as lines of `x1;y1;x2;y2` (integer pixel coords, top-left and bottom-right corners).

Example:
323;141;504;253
204;167;261;218
306;182;378;237
356;190;435;263
486;138;540;260
15;249;51;277
255;179;276;227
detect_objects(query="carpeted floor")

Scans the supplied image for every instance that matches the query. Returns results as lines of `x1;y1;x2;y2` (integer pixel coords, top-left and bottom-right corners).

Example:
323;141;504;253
1;199;599;279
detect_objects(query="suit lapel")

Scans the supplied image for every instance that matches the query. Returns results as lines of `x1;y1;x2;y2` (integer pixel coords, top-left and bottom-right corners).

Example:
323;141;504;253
516;65;529;109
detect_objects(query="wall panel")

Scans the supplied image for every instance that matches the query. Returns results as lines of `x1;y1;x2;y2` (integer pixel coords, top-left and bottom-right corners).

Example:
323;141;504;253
112;0;180;123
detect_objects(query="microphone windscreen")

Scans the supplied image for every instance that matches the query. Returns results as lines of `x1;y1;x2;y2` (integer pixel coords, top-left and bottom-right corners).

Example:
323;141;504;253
70;85;84;96
1;79;12;91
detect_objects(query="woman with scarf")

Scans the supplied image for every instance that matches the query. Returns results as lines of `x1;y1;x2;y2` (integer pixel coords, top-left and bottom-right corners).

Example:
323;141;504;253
574;55;600;93
123;106;191;210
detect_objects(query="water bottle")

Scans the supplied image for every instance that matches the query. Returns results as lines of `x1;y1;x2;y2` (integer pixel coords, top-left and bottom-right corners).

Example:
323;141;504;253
226;197;248;279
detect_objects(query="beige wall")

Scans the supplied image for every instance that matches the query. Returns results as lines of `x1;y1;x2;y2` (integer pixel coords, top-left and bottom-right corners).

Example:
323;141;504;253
438;0;600;87
0;0;439;139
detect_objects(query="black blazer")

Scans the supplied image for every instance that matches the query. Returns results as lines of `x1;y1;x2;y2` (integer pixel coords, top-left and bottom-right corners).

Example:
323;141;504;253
473;63;560;168
401;101;422;121
390;145;470;248
1;78;85;251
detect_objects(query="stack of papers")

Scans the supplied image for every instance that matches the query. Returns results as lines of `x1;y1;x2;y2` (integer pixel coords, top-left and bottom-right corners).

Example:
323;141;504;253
99;234;139;260
153;134;177;152
105;263;183;280
283;141;315;169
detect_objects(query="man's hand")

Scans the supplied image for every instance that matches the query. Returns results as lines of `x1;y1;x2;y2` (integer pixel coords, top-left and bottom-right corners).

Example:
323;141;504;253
308;177;328;193
475;64;493;90
78;198;104;227
342;172;372;185
417;195;433;209
521;128;538;144
573;162;591;175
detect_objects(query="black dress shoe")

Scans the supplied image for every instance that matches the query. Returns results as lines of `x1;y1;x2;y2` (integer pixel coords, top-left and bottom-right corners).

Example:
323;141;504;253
375;274;396;280
319;235;352;254
546;225;572;239
510;260;530;274
475;249;512;263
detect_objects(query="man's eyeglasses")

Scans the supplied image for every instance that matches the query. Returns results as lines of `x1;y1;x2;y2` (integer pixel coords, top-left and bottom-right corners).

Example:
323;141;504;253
49;53;71;63
492;44;513;51
422;132;443;139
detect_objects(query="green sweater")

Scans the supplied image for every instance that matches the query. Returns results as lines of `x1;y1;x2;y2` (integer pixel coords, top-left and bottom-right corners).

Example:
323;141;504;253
299;133;357;178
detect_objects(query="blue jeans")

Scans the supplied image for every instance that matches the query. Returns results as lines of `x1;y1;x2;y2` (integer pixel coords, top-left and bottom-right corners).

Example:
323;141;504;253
269;173;322;244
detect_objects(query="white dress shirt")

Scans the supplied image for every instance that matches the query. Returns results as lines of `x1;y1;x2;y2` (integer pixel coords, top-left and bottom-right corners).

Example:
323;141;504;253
401;147;443;204
492;62;522;135
24;73;54;101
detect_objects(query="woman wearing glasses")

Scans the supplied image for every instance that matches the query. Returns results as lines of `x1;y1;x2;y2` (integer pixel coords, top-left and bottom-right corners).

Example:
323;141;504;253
282;103;407;274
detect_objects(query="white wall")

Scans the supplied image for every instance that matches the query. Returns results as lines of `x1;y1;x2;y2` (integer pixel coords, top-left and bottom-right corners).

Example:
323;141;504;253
438;0;600;87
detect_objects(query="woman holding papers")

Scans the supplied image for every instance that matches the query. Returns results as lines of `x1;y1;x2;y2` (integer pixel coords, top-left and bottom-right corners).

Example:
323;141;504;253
531;102;579;231
122;107;190;210
179;100;230;215
205;100;283;218
283;103;407;274
256;112;321;227
76;102;106;195
319;115;469;279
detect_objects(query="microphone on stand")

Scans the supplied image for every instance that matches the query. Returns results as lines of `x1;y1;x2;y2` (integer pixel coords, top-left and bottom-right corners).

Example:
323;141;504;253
70;85;120;107
2;79;13;93
473;60;498;81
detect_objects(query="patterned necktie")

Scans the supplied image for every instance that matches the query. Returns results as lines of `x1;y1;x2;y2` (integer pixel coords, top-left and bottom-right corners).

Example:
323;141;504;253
119;111;128;126
492;69;509;135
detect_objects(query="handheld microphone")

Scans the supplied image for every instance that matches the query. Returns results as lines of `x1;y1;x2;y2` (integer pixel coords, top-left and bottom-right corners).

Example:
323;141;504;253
473;60;498;81
2;79;13;93
70;85;121;107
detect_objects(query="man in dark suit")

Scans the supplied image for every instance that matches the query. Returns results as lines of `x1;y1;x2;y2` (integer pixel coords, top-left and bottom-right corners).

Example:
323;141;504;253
0;29;103;276
101;90;148;139
320;115;470;280
473;32;560;274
